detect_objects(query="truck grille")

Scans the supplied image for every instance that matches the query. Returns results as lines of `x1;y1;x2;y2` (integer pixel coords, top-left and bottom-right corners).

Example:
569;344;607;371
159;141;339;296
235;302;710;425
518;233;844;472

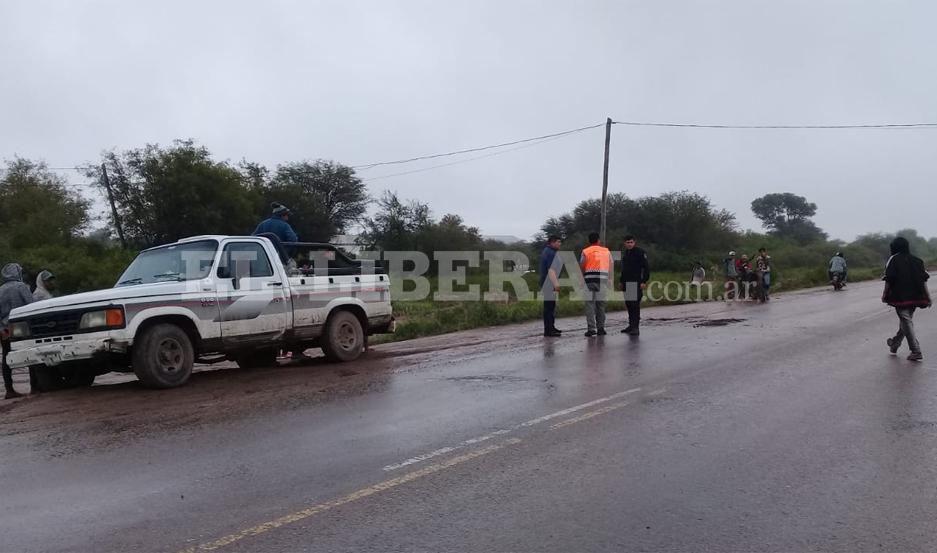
25;311;83;339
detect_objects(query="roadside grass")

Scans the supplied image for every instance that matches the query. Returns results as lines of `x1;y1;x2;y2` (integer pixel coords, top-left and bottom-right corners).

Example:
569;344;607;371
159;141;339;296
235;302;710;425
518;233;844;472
374;266;883;343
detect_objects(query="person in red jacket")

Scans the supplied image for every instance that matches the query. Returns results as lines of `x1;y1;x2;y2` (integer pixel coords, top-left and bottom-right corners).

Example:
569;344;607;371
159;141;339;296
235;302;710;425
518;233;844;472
883;236;931;361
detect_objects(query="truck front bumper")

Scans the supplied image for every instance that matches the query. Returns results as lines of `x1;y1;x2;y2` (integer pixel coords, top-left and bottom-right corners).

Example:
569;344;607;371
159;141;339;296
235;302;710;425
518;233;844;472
6;333;128;369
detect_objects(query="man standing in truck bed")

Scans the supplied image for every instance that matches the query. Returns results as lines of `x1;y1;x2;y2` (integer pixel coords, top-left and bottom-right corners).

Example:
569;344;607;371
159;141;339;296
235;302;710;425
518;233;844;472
253;202;298;244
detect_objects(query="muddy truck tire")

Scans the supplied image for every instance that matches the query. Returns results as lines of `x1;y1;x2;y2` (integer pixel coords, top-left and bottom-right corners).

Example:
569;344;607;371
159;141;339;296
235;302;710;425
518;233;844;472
31;364;97;392
322;310;365;362
235;348;278;369
132;324;194;388
32;365;67;392
62;365;96;388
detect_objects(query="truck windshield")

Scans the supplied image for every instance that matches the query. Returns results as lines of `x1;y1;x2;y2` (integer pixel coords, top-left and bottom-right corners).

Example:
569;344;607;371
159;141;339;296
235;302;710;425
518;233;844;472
116;240;219;286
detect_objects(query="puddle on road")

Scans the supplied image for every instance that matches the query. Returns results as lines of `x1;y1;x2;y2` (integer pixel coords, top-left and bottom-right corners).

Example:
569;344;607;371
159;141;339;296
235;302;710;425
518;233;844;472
693;318;747;327
891;418;937;433
644;316;747;328
446;374;532;383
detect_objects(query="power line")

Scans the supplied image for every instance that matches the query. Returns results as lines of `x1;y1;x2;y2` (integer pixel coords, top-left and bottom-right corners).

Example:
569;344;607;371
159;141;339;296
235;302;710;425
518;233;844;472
362;132;579;183
2;181;97;188
613;120;937;129
27;117;937;180
351;122;606;170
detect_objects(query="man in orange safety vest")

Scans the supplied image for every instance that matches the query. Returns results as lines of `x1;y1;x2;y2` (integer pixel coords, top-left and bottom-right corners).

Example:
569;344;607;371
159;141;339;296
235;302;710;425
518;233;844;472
580;232;613;337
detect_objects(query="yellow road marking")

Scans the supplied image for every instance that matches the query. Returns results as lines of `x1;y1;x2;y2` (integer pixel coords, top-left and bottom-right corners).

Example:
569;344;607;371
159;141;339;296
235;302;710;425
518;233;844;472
550;401;631;430
178;438;522;553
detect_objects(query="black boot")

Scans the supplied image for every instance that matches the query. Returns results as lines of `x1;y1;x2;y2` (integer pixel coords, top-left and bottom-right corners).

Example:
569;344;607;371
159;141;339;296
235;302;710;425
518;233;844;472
3;363;20;399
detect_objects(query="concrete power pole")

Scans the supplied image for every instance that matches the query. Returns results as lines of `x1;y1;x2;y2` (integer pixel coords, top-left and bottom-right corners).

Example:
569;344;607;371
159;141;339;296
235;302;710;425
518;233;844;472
101;163;127;248
600;117;612;244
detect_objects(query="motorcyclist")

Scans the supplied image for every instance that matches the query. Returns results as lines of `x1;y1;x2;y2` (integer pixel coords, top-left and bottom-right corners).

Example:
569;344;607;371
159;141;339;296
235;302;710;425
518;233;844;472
829;252;847;285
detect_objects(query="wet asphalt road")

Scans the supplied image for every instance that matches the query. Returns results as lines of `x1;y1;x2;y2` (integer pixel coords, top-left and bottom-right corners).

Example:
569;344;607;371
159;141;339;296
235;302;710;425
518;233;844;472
2;279;936;553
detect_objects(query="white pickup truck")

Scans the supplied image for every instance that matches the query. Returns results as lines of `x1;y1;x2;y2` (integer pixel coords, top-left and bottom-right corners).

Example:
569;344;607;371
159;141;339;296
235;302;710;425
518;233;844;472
6;235;393;390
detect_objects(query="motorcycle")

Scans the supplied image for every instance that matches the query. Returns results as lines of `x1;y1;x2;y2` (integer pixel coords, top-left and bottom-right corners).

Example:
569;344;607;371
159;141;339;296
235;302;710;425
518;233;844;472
831;271;845;291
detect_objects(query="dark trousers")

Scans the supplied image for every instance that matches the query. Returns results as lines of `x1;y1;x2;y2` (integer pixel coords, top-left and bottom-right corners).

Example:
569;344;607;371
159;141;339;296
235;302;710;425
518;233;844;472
623;282;642;328
2;338;13;393
626;300;641;328
543;300;556;332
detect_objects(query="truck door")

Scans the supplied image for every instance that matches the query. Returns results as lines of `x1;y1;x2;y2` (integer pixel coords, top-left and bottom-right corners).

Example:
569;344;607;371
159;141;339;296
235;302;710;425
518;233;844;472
215;241;289;347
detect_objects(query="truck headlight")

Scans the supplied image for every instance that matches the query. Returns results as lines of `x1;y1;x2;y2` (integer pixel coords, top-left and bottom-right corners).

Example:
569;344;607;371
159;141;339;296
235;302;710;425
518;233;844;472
79;308;125;330
9;321;30;339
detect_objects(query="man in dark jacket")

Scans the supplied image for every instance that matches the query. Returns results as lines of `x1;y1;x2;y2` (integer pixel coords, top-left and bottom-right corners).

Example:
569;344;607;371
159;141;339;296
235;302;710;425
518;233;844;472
883;236;931;361
253;202;299;244
1;263;34;398
619;235;650;335
539;235;563;337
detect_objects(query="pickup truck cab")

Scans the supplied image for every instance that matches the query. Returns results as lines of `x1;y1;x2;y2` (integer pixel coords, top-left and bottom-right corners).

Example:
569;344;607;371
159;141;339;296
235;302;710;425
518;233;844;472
6;235;393;389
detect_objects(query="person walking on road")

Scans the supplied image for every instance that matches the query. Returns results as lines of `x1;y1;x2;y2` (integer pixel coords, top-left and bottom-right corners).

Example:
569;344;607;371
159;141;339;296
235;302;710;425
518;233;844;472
253;202;299;244
540;235;563;337
33;270;56;301
736;254;754;300
755;248;772;302
620;235;650;335
883;236;931;361
580;233;612;337
1;263;34;399
723;251;738;299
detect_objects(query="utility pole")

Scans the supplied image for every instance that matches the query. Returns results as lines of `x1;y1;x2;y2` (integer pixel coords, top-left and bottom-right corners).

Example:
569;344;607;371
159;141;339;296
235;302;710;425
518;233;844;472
600;117;612;244
101;163;127;248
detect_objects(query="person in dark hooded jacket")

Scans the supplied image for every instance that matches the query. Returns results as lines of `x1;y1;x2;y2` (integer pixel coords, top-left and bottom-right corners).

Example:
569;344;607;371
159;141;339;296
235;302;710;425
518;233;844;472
1;263;34;398
253;202;298;244
883;237;931;361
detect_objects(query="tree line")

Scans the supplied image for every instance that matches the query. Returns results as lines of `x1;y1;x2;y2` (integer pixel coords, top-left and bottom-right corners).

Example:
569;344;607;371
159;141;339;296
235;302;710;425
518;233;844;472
3;138;936;295
538;190;937;274
0;140;493;292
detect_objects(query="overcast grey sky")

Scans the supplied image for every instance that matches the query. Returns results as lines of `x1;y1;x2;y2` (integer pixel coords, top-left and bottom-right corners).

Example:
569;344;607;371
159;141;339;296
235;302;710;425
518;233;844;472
2;0;936;241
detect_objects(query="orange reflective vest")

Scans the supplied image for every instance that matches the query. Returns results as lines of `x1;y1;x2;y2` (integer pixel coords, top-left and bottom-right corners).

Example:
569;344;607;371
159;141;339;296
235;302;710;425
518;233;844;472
581;244;611;282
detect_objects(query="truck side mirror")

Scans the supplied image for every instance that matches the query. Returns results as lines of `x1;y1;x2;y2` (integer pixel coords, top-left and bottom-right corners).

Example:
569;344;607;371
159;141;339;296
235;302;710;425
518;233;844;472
216;265;239;289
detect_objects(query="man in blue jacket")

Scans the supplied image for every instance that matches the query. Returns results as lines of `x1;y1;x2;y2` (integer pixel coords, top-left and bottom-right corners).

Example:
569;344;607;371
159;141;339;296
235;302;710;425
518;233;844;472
539;235;563;337
253;202;298;244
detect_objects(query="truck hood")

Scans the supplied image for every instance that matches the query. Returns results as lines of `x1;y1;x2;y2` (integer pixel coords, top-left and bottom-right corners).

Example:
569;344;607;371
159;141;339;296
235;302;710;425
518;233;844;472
10;281;208;318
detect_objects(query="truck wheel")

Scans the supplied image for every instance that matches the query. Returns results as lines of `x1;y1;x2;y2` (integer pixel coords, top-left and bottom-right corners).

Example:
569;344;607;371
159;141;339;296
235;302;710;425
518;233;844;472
133;324;194;388
32;365;66;392
63;369;96;388
322;310;364;362
235;349;278;369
